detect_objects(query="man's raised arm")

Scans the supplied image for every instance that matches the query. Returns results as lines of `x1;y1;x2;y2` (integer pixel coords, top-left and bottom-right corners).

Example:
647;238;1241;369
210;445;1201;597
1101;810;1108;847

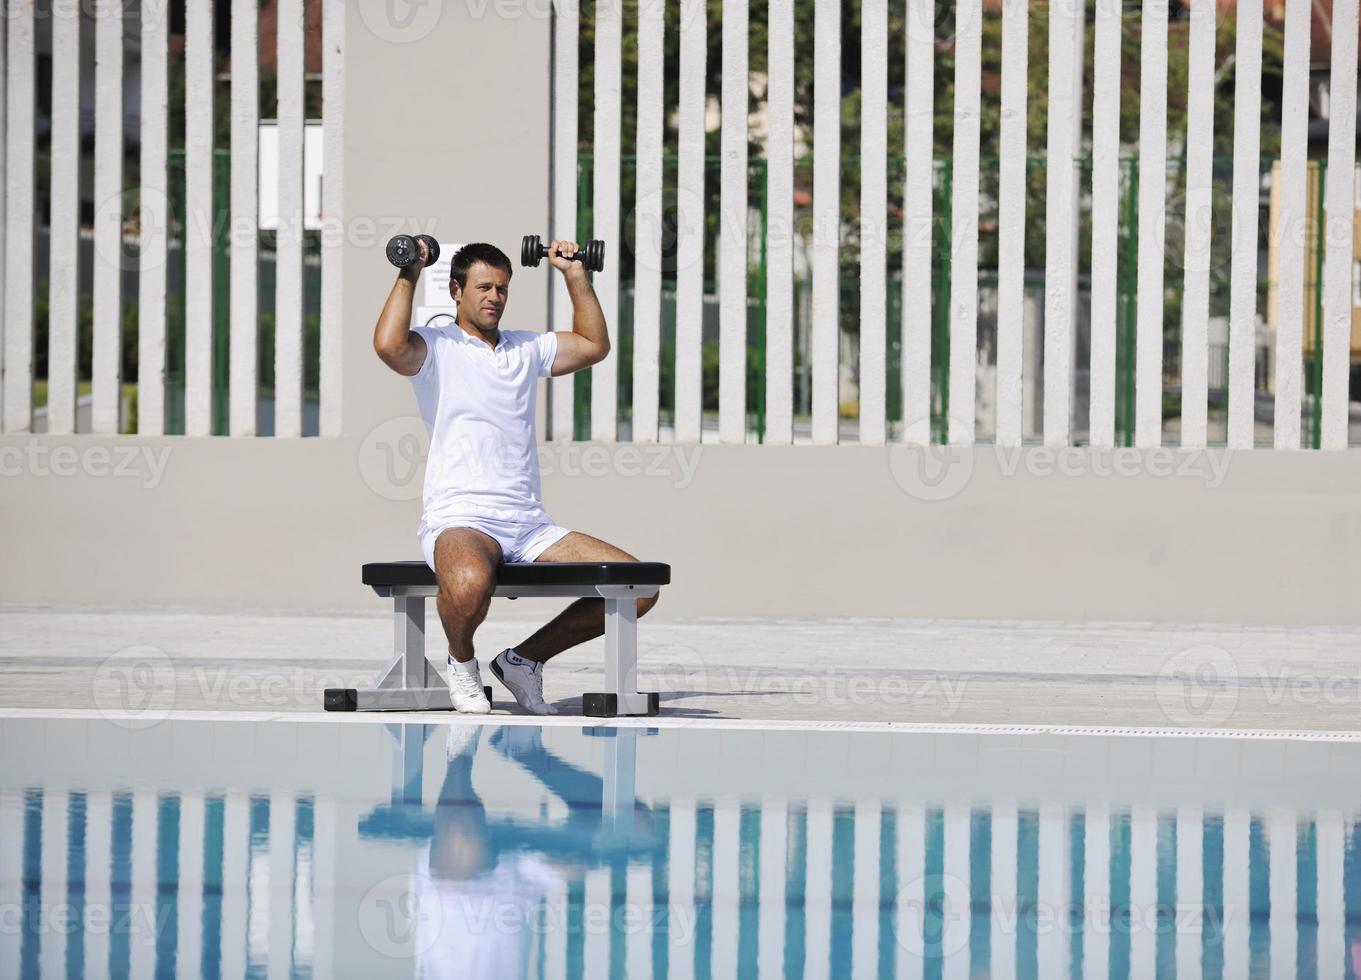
547;239;610;376
373;241;430;377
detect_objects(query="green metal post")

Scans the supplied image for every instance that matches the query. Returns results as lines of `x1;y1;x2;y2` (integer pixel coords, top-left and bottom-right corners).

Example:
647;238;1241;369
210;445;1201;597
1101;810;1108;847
755;158;768;444
1311;160;1325;449
1121;158;1140;448
575;154;591;440
936;160;953;444
213;151;230;435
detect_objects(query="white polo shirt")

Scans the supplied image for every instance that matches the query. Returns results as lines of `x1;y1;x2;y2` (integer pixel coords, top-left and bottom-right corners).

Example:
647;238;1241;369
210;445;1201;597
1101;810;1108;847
409;322;558;528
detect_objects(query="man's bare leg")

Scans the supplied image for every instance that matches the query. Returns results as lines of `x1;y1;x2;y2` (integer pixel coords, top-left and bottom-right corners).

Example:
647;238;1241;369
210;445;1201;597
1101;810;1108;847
511;532;660;665
433;527;503;663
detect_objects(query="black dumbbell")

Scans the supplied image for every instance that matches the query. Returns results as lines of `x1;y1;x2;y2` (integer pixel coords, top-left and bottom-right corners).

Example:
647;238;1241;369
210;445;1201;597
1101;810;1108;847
520;235;606;273
386;234;440;269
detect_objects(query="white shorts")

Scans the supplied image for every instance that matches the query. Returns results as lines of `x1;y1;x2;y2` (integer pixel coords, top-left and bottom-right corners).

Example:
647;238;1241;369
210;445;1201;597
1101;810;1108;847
420;515;572;571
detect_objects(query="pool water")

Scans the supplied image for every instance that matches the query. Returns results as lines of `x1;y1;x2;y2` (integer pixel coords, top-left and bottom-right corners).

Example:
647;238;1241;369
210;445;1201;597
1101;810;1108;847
1;718;1359;978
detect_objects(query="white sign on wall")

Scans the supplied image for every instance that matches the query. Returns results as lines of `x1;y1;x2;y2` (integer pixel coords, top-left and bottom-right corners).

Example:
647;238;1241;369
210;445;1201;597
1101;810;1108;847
415;242;465;326
258;121;324;231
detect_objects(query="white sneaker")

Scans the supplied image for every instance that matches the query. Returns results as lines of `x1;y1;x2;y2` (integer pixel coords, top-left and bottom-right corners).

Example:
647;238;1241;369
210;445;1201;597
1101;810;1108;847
491;649;558;715
445;723;482;761
446;657;491;715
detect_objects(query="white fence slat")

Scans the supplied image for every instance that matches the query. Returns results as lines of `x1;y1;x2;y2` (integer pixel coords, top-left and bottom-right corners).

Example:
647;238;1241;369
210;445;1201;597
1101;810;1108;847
811;0;841;444
632;0;665;442
1174;808;1204;980
220;794;249;979
1134;0;1169;448
995;0;1028;448
550;0;578;441
591;0;622;441
719;0;749;444
859;0;888;446
1268;811;1298;976
1319;0;1359;449
1221;810;1250;977
1273;0;1311;449
1;5;30;433
320;0;345;438
128;790;157;978
1036;805;1068;979
1127;806;1156;978
185;0;216;436
765;0;795;444
311;797;336;978
138;0;169;435
231;0;260;437
176;794;205;980
267;793;296;979
625;863;654;977
990;803;1018;980
48;7;81;435
674;0;706;442
941;804;970;979
711;802;741;976
276;0;306;439
1088;0;1122;449
850;801;881;979
757;799;788;979
948;0;982;446
92;1;124;434
1227;0;1264;449
84;793;112;980
896;804;926;980
667;800;697;980
902;0;934;443
1316;812;1345;978
1082;805;1111;980
1179;0;1215;449
39;791;68;977
804;801;833;980
1043;0;1083;447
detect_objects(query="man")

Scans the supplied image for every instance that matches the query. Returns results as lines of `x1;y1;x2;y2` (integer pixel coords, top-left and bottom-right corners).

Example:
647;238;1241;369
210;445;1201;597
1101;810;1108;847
372;239;659;715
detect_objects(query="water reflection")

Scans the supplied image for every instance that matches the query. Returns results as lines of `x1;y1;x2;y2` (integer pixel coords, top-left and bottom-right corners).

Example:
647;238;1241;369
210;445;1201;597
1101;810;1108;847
1;720;1360;978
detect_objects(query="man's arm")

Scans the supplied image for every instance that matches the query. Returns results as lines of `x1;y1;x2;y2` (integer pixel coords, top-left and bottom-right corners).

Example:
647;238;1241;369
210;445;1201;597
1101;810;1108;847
373;243;429;377
546;239;610;376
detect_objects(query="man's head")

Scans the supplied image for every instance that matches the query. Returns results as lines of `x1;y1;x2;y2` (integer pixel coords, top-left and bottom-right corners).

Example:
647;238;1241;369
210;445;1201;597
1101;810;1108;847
449;243;513;334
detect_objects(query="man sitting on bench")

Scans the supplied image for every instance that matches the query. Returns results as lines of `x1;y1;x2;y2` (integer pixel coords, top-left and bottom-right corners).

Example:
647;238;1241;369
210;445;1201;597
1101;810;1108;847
373;239;659;716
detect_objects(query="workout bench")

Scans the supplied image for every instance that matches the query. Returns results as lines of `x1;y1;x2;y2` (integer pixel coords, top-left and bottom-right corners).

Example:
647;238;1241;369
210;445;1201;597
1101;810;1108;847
323;561;670;717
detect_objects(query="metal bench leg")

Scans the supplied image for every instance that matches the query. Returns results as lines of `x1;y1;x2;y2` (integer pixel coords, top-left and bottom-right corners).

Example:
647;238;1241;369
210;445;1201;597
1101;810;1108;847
324;596;487;712
584;587;659;717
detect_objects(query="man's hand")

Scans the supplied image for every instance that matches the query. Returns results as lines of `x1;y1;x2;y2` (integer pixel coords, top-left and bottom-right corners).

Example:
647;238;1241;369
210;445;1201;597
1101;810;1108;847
373;239;431;376
547;240;589;278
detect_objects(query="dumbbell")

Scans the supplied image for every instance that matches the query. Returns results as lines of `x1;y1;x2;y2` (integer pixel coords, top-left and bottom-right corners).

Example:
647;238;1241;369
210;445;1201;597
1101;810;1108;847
520;235;606;273
386;234;441;269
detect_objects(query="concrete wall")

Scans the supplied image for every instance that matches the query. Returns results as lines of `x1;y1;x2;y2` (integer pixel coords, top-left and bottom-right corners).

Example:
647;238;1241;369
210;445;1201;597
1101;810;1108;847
3;5;1361;626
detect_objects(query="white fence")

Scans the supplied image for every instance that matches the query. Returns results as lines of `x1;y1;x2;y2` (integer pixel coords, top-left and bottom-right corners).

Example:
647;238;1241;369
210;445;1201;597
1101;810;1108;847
0;0;343;438
550;0;1361;449
0;0;1357;450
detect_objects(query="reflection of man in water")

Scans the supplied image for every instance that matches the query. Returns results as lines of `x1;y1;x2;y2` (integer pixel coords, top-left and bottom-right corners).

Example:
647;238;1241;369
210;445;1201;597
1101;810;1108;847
415;726;652;978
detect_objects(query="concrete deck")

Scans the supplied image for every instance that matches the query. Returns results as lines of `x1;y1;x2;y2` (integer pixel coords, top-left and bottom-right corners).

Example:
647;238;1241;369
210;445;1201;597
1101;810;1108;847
2;605;1359;735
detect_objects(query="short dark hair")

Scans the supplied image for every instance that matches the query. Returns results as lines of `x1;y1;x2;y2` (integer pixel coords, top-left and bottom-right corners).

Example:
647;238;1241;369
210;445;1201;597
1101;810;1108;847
450;243;513;290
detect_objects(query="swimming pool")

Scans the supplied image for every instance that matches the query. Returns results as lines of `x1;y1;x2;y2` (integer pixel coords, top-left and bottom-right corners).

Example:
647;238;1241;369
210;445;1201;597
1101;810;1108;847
1;717;1357;978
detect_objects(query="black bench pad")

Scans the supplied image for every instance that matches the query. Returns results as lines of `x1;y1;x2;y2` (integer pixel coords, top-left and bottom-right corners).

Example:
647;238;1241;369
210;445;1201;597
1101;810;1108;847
362;560;671;589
